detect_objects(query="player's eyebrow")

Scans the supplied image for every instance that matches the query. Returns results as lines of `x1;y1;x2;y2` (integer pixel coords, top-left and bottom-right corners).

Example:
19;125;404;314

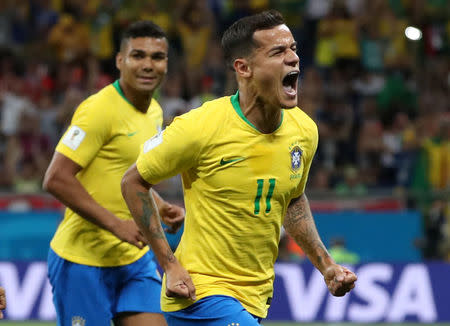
129;49;167;57
268;41;297;53
129;49;147;55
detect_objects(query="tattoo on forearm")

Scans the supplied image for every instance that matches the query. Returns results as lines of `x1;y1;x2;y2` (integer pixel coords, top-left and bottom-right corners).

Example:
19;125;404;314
285;195;310;229
285;195;330;266
137;192;153;229
166;248;175;263
135;192;174;267
149;225;165;239
137;191;165;240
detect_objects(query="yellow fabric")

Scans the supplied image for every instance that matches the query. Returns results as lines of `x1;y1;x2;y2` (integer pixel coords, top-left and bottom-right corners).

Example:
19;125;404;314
380;18;408;66
315;20;336;67
51;82;163;266
424;139;450;190
315;38;336;67
333;19;360;59
89;21;114;60
48;18;90;62
139;12;172;35
178;23;211;68
136;93;318;317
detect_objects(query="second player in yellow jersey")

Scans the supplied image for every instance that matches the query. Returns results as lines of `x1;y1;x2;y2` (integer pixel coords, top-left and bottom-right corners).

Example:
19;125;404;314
51;80;163;266
44;21;184;326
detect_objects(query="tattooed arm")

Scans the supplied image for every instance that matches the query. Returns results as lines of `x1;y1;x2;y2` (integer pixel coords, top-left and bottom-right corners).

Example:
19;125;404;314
121;164;196;300
284;194;357;296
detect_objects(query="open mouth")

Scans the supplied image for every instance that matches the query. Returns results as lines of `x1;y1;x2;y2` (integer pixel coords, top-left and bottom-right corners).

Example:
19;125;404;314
282;71;299;97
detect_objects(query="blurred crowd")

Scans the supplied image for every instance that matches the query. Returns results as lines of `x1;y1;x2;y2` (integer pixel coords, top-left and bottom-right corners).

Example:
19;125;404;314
0;0;449;259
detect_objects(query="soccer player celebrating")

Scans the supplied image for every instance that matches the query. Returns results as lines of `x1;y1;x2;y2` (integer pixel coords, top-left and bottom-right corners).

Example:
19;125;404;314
43;21;183;326
121;10;357;326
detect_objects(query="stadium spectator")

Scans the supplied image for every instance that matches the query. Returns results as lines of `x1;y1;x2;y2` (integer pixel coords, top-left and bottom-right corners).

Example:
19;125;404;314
310;165;332;191
329;236;360;264
334;165;368;196
32;0;59;40
175;0;214;97
43;21;184;326
47;14;90;63
357;118;385;186
82;0;116;73
6;109;52;193
159;74;189;126
122;10;356;326
316;96;354;169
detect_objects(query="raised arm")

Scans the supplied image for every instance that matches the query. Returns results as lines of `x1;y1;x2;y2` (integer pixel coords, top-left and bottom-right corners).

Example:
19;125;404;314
284;193;357;296
121;164;195;300
43;152;147;249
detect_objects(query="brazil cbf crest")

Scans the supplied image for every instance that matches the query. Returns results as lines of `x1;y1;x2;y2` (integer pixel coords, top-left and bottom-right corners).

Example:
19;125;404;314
290;145;302;172
72;316;86;326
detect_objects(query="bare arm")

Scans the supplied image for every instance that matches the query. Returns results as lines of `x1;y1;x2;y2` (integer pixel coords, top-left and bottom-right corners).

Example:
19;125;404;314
284;193;357;296
0;286;5;319
284;193;333;271
43;152;146;249
121;164;195;300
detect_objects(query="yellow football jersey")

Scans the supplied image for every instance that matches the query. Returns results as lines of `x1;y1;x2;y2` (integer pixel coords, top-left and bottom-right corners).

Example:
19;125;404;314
136;92;318;317
51;80;163;266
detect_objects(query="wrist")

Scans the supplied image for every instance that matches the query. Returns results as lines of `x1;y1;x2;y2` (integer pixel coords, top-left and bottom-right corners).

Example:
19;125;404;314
105;214;122;233
161;252;179;272
319;257;337;275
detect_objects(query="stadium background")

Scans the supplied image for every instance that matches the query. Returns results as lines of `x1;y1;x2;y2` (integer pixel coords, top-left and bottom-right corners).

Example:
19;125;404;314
0;0;448;324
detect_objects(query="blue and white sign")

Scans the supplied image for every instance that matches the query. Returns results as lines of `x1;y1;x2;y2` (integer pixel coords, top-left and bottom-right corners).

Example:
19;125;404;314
269;262;449;322
0;261;449;322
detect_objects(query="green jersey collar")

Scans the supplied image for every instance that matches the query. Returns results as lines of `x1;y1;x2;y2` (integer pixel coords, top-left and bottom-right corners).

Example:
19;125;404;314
113;79;135;108
230;91;284;133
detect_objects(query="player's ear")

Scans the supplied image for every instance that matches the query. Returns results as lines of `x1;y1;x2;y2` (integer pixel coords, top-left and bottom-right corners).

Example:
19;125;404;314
116;52;123;71
233;58;252;78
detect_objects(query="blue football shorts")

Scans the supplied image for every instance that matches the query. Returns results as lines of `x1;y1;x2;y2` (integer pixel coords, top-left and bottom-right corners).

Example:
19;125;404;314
164;295;262;326
47;248;162;326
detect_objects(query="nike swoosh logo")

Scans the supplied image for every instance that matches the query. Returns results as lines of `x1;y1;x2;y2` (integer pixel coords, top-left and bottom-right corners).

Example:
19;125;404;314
127;131;138;137
220;157;245;165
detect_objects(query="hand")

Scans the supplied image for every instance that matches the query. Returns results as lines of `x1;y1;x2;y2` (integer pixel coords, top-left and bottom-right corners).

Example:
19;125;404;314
165;261;196;301
324;264;357;297
112;219;147;249
0;286;6;319
160;203;185;234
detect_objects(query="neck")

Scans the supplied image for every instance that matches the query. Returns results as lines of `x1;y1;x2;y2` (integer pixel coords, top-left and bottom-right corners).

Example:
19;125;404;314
119;80;153;113
238;88;282;134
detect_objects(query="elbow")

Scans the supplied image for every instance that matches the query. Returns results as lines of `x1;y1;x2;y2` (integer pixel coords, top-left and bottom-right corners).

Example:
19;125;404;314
121;166;137;200
42;168;60;195
121;165;151;199
121;170;131;199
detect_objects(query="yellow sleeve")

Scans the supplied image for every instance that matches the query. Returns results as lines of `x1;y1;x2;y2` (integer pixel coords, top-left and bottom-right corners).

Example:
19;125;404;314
55;98;112;167
296;123;319;196
136;110;202;184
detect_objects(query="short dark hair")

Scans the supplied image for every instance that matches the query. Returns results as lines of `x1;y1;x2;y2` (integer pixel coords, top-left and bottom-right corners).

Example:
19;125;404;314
221;10;285;70
120;20;167;51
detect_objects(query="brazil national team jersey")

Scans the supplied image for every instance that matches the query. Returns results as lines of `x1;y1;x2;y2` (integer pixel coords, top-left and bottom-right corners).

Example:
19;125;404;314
51;81;163;267
136;92;318;317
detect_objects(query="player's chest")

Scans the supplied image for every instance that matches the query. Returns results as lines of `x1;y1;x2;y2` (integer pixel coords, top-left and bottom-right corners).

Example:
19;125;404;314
103;114;161;164
198;132;309;197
